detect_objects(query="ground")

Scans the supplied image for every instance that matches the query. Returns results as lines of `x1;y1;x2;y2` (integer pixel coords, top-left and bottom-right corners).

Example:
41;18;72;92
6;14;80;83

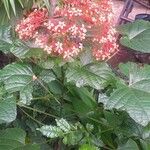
113;0;150;23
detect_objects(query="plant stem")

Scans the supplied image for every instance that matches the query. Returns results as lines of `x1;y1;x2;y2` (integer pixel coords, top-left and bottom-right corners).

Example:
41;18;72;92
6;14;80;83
17;103;58;119
18;106;44;125
36;78;61;104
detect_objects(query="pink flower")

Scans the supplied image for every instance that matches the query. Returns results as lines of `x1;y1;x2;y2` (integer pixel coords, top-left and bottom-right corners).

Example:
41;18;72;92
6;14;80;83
15;9;48;40
15;0;118;61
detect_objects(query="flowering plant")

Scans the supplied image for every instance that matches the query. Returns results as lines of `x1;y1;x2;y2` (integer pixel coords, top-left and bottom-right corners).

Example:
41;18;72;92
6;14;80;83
15;0;118;60
0;0;149;149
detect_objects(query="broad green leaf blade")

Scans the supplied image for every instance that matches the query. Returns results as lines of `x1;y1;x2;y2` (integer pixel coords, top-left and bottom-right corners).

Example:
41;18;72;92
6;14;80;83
13;144;40;150
38;58;55;69
68;87;96;116
0;63;35;105
10;40;30;58
39;70;56;83
0;128;26;144
104;63;150;126
66;63;115;90
0;128;38;150
117;139;139;150
0;95;16;124
11;41;47;59
0;139;23;150
20;86;33;105
37;125;63;138
0;63;34;93
118;20;150;53
104;111;143;137
107;86;150;126
119;63;150;93
0;25;12;52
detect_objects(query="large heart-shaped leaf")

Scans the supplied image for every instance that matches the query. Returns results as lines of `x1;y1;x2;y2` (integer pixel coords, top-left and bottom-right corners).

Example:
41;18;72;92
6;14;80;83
118;20;150;53
119;63;150;93
11;40;47;59
0;128;40;150
0;128;26;144
101;63;150;126
39;70;56;84
0;25;12;52
0;95;16;124
66;63;115;90
10;40;30;58
0;63;35;105
108;86;150;126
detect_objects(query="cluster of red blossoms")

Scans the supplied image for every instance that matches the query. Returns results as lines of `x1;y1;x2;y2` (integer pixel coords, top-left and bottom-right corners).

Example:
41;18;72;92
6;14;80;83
15;0;118;60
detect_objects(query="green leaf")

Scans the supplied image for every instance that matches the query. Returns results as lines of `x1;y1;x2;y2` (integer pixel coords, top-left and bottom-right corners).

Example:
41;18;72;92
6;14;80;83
140;140;150;150
0;4;9;25
107;86;150;126
0;25;12;52
98;94;109;106
0;128;26;144
0;63;35;105
20;86;33;105
13;144;40;150
11;41;47;59
56;118;71;132
0;139;23;150
118;20;150;53
66;63;114;90
63;131;83;146
25;48;47;58
17;0;24;8
103;63;150;126
0;128;26;150
68;87;96;116
117;139;139;150
79;144;99;150
119;63;150;93
0;132;40;150
9;0;16;16
0;95;16;124
104;111;143;137
10;40;30;58
38;58;55;69
39;70;56;84
37;125;63;138
2;0;10;19
143;123;150;139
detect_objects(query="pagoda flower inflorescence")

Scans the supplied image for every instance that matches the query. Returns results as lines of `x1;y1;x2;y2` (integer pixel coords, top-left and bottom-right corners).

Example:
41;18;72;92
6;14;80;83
15;0;118;60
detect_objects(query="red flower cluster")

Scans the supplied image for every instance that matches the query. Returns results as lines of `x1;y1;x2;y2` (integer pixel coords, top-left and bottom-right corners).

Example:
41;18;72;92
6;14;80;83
15;0;118;60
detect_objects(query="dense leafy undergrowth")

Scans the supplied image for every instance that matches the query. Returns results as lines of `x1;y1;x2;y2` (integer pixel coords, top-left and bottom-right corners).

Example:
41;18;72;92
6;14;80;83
0;20;149;150
0;0;150;149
